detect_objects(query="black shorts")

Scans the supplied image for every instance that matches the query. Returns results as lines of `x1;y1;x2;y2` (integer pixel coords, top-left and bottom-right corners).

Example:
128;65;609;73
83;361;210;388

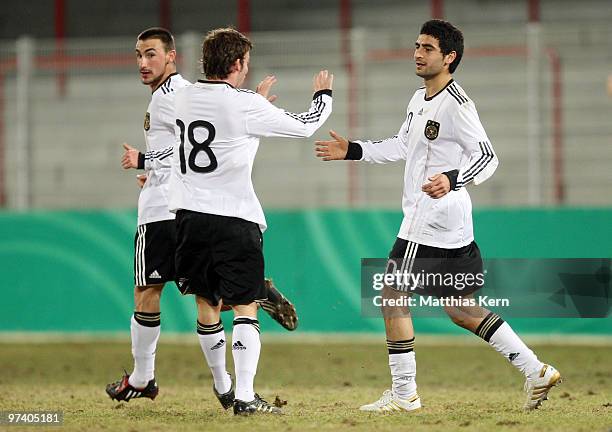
134;220;176;286
174;210;266;306
386;238;484;298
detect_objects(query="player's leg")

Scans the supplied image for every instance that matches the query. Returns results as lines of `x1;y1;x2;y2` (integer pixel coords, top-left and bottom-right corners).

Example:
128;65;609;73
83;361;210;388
229;302;280;415
106;282;164;402
442;242;561;410
106;221;175;402
195;295;234;409
230;303;260;405
208;216;281;415
129;283;164;388
445;296;546;376
445;299;561;409
360;239;420;413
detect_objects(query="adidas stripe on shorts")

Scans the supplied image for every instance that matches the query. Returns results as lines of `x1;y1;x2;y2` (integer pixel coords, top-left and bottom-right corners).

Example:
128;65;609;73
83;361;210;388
386;238;484;298
133;220;176;286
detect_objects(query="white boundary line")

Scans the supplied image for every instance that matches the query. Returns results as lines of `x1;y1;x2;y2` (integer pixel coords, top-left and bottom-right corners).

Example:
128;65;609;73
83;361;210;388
0;332;610;346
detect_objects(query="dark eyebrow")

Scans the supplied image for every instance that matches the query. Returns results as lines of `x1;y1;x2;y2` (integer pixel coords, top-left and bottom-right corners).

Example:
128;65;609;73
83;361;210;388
135;47;157;55
415;42;436;49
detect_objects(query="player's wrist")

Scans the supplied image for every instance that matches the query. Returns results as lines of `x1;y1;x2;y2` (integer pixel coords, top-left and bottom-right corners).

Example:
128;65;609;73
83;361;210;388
313;89;332;99
442;169;459;190
137;152;145;169
345;141;363;160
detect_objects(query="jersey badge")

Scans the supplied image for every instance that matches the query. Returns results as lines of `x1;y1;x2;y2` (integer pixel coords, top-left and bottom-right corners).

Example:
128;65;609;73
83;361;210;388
144;112;151;131
424;120;440;140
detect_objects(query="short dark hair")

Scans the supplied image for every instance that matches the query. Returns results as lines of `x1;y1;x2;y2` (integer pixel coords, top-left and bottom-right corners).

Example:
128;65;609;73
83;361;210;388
420;20;464;73
201;27;253;79
137;27;175;52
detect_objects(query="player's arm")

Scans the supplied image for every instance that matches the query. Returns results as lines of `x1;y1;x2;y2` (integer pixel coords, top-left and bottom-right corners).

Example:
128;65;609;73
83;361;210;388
143;145;173;171
450;102;498;191
423;103;498;199
315;118;409;163
246;70;333;138
121;143;173;171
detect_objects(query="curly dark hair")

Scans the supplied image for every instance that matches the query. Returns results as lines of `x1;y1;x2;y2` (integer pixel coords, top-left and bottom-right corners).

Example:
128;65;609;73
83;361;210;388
201;28;253;79
420;20;464;73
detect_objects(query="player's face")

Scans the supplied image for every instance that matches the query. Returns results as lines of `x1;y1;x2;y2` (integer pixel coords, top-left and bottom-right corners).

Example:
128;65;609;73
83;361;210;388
414;34;449;79
135;38;175;88
235;51;250;87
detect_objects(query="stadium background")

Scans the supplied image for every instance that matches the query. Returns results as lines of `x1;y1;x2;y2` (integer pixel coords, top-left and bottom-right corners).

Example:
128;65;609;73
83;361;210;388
1;0;611;338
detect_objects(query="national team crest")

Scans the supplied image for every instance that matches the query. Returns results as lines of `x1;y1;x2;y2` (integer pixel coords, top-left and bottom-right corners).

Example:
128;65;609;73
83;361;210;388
424;120;440;140
144;112;150;131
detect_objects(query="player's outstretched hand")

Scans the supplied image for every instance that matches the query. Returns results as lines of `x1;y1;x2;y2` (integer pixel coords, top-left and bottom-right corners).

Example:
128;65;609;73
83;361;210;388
313;70;334;92
422;173;450;199
315;130;348;161
256;75;278;103
136;174;147;188
121;143;140;169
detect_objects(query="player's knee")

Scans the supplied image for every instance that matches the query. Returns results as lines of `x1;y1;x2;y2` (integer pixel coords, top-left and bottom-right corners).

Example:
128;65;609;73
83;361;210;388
134;284;163;308
446;309;470;328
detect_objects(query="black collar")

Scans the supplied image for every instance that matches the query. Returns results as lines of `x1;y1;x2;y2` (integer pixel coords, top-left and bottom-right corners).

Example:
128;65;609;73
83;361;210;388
152;72;179;94
424;78;454;101
197;79;234;88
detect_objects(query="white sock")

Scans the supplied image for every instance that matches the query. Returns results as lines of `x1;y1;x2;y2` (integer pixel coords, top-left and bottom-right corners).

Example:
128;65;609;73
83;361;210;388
197;320;232;394
387;338;417;398
129;312;161;388
476;313;543;378
232;316;261;402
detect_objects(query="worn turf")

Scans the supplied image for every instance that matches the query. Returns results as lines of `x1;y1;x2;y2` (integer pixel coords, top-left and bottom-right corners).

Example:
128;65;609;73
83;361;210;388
0;339;610;431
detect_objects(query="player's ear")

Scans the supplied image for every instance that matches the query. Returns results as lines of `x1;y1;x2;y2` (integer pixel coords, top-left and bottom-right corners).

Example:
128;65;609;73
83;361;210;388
444;51;457;69
166;49;177;64
230;57;242;73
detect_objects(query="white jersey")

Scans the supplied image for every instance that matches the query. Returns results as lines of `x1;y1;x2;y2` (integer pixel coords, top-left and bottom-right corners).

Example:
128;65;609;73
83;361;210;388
356;79;498;248
138;73;190;225
169;80;333;231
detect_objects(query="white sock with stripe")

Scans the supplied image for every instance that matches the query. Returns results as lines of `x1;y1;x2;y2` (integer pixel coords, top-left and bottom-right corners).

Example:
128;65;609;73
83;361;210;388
129;312;160;388
387;339;417;399
197;320;232;394
232;316;261;402
476;313;543;379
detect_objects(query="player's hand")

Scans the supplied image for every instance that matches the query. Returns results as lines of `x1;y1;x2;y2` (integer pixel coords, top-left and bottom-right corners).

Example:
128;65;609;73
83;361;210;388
313;70;333;92
315;130;348;161
256;75;278;103
422;173;450;199
136;174;147;188
121;143;140;169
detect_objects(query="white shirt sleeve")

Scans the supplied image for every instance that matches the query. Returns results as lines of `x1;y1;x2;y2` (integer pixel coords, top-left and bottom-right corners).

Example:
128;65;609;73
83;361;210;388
144;145;173;171
453;101;498;189
143;94;176;171
246;90;333;138
356;117;409;164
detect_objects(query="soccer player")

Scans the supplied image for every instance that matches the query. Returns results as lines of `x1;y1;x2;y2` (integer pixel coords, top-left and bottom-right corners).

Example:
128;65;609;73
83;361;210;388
105;27;298;406
169;28;333;415
315;20;561;412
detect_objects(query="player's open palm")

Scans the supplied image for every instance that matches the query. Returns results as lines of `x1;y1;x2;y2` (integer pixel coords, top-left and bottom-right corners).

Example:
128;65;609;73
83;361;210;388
313;70;334;92
315;130;348;161
256;75;278;103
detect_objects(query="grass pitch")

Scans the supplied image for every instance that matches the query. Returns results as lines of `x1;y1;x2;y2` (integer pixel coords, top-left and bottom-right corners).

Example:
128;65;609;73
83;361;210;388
0;338;610;431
